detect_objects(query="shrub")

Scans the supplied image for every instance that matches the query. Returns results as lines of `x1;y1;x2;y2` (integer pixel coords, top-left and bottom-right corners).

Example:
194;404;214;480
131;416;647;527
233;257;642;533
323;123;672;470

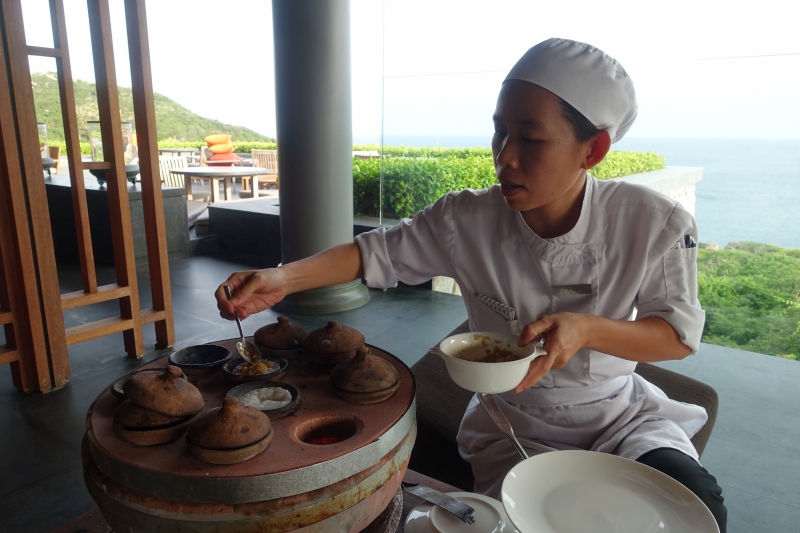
353;154;496;219
591;151;666;180
50;141;90;155
157;140;278;152
697;243;800;359
352;147;666;219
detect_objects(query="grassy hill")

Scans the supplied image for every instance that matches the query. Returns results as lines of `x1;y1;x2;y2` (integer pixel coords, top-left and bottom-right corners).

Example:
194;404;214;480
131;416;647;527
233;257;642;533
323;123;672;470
31;72;272;143
698;242;800;360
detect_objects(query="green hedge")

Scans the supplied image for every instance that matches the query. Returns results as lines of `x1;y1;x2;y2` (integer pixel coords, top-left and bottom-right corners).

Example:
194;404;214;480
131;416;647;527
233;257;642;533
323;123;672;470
354;155;497;219
50;141;90;156
157;139;277;152
352;147;665;219
591;151;666;180
51;139;280;157
697;242;800;360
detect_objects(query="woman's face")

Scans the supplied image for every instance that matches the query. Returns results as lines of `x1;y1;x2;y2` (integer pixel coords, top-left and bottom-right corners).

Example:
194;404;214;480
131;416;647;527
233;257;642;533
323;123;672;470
491;80;591;214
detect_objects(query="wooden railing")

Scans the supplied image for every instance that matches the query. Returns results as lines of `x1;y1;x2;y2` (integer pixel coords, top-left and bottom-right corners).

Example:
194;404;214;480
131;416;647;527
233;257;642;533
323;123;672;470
0;0;175;392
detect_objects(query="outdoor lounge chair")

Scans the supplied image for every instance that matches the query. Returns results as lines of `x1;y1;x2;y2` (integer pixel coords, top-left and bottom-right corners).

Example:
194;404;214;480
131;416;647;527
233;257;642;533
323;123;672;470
408;319;719;491
48;146;62;174
158;155;189;187
240;149;278;197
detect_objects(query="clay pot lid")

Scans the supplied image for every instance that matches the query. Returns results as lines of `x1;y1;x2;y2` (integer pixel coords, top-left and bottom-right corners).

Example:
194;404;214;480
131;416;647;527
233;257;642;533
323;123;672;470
187;397;271;450
331;346;399;393
113;400;185;429
254;316;308;350
122;366;205;417
302;320;364;354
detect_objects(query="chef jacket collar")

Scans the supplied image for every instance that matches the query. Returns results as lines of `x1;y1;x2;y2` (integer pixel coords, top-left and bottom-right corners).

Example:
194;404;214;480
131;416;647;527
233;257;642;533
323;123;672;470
515;174;596;263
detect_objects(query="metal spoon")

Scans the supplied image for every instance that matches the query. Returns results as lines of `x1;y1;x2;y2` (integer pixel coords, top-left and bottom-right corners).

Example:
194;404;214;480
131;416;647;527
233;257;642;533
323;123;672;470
223;285;261;364
478;393;529;461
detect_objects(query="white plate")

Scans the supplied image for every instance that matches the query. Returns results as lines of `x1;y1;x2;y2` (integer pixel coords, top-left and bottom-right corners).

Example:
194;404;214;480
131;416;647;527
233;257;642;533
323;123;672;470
501;450;719;533
405;491;519;533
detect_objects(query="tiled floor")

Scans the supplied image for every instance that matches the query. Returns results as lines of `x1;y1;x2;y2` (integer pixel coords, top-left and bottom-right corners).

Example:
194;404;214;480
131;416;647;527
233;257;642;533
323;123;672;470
655;344;800;532
1;253;799;532
0;254;467;532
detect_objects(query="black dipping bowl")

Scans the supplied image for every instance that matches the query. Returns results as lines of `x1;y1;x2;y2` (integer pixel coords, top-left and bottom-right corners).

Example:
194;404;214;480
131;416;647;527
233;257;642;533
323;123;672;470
226;380;300;419
168;344;232;375
222;356;288;383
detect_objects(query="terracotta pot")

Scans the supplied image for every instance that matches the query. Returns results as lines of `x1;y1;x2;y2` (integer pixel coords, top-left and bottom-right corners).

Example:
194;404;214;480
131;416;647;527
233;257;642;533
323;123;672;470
187;397;271;451
254;316;308;356
302;320;364;366
331;346;400;404
122;366;204;417
113;400;184;429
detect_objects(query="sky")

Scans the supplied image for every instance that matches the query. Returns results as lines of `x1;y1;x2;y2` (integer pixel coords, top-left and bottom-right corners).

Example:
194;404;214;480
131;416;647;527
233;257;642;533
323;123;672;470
23;0;800;143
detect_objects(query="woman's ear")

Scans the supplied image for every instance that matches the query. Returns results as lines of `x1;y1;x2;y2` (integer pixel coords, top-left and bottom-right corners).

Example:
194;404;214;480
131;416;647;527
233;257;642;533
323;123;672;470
582;130;612;170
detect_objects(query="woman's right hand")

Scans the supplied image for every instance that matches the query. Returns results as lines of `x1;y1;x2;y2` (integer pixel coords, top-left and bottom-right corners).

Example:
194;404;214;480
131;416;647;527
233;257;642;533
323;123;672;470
215;268;289;320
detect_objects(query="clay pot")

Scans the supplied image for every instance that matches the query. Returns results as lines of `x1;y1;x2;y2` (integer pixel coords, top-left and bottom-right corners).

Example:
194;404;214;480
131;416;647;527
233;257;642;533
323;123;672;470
122;366;204;417
112;400;195;446
254;316;308;357
302;320;365;366
331;346;400;404
113;417;196;447
109;369;187;403
187;397;272;464
113;400;185;429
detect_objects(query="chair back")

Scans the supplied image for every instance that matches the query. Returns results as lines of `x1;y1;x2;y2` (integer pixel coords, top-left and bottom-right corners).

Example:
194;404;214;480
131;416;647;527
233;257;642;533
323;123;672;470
48;146;62;174
198;146;213;166
251;149;278;174
158;155;188;187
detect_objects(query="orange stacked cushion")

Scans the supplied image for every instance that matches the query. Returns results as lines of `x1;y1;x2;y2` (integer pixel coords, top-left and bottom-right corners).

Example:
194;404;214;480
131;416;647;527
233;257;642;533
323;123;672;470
208;143;234;154
208;153;240;166
204;134;232;146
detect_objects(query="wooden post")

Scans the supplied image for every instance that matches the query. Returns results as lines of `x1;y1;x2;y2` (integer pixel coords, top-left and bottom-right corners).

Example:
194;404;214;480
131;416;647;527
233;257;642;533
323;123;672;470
125;0;175;349
50;0;97;294
86;0;144;357
0;0;177;390
0;0;70;390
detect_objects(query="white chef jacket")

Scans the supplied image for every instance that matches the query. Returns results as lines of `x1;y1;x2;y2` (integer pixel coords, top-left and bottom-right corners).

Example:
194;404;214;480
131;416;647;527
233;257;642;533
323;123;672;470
354;175;709;497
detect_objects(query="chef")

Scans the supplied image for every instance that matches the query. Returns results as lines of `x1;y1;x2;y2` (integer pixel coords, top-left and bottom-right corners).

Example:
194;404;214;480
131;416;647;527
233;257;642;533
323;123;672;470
217;38;726;531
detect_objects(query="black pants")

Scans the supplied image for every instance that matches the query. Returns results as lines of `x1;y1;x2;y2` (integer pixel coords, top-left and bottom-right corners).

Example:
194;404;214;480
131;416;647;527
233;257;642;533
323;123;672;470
636;448;727;533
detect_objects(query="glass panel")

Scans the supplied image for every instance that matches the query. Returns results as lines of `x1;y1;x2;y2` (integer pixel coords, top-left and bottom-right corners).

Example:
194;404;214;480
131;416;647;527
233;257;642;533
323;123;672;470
21;0;54;49
30;57;61;162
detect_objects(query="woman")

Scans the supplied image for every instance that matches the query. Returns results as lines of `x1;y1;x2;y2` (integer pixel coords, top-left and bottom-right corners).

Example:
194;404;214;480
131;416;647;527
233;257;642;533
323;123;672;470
216;38;726;530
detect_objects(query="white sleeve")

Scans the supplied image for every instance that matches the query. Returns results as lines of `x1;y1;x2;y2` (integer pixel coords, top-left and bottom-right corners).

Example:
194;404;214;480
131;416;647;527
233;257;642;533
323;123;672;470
353;193;457;288
635;203;706;353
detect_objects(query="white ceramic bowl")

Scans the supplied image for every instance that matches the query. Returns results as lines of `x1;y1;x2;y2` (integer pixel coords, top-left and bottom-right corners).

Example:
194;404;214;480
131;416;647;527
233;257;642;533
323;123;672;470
436;331;545;394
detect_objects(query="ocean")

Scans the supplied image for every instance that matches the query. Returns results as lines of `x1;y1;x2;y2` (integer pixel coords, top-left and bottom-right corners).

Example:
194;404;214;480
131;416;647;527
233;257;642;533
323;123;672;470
374;135;800;249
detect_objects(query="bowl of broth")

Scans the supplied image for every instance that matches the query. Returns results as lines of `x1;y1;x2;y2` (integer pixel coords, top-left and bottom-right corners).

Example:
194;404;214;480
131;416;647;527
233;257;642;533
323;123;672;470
435;331;545;394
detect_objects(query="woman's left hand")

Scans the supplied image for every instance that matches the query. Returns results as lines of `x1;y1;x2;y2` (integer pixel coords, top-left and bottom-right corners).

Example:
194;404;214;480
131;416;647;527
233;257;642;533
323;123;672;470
514;312;592;392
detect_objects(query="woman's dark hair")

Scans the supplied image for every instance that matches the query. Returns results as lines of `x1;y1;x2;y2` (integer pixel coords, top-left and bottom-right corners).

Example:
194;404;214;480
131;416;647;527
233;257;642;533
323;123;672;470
557;97;604;142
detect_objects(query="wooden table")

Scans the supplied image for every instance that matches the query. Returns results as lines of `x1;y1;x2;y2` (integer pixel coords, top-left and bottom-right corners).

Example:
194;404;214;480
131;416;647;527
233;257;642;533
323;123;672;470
397;470;460;532
157;147;197;157
169;166;267;203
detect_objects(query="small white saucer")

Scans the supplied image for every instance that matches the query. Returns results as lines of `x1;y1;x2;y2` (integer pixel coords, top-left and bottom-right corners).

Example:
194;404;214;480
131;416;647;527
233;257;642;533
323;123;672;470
405;491;519;533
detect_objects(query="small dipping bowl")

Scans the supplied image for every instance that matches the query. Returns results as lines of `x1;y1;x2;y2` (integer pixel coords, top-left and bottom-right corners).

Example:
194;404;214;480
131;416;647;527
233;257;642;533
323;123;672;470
222;356;289;383
168;344;233;375
436;331;545;394
226;380;300;419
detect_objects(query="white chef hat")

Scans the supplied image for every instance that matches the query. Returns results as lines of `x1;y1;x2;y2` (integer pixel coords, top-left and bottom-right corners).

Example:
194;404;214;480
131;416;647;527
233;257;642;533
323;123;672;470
505;38;637;143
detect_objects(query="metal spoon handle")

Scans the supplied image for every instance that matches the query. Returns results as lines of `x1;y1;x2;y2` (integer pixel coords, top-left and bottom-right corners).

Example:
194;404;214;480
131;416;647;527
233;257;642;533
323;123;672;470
223;285;246;343
478;393;529;461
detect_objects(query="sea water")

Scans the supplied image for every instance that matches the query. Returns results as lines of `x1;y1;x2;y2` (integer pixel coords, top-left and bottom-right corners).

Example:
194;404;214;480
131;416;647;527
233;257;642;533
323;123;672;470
374;135;800;249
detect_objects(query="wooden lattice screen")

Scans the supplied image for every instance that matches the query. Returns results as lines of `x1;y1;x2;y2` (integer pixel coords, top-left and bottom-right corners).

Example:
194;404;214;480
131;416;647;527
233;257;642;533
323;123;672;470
0;0;174;392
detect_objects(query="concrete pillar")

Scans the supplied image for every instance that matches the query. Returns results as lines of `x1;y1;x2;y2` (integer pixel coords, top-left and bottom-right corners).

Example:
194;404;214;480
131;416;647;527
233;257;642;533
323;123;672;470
271;0;369;313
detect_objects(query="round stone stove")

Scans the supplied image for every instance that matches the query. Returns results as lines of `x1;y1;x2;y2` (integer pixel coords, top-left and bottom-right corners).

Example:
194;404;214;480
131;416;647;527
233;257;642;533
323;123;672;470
82;340;416;532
